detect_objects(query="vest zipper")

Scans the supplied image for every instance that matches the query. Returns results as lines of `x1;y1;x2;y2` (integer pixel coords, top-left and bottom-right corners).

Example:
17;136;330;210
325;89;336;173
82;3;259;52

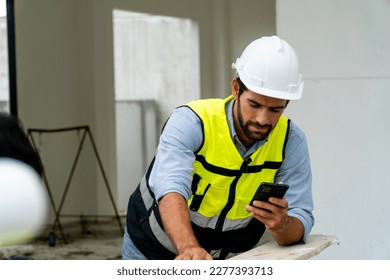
215;157;252;232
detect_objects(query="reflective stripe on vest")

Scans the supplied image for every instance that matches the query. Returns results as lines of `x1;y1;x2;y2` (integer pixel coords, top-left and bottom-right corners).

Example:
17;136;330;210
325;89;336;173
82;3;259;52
138;160;177;254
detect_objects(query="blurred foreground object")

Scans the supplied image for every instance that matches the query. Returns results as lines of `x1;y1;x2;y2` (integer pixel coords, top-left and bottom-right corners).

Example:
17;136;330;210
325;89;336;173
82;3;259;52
0;158;48;246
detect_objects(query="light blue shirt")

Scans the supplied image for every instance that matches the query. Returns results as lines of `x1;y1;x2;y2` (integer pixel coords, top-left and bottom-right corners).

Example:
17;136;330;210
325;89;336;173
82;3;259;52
149;99;314;240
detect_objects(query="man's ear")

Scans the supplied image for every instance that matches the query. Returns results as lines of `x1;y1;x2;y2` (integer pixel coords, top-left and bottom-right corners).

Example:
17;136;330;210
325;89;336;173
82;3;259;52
231;78;240;99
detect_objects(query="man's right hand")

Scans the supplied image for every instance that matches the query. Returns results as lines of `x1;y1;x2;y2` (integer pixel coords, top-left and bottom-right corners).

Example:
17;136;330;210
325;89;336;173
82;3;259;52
175;245;213;260
159;192;213;260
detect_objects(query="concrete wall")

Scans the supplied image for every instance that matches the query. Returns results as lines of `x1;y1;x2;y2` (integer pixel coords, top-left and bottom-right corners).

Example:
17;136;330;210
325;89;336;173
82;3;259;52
13;0;275;222
277;0;390;259
113;10;201;130
115;100;158;212
14;0;98;220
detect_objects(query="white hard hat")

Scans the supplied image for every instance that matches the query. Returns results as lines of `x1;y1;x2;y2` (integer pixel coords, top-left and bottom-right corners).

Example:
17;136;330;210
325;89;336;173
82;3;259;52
0;158;48;246
232;36;304;100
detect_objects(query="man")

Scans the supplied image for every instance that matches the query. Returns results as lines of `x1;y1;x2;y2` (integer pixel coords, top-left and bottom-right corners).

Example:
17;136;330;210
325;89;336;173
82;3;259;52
122;35;314;260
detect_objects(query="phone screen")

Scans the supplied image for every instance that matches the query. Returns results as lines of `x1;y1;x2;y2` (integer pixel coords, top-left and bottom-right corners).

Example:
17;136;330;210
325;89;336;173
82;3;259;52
249;182;289;207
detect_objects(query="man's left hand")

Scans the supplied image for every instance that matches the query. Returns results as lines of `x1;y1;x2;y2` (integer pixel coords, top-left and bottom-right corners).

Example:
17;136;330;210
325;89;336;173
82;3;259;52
245;197;304;245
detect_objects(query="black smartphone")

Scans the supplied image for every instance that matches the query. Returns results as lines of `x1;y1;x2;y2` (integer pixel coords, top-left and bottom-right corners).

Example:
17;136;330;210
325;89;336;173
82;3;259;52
249;182;289;207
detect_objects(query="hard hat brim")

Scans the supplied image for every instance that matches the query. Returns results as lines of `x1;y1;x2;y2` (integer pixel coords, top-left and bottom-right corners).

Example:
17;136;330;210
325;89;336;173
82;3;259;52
239;75;304;101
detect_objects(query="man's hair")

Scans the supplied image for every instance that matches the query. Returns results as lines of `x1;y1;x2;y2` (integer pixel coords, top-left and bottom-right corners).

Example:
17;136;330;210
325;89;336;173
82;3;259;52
0;113;43;176
236;77;248;95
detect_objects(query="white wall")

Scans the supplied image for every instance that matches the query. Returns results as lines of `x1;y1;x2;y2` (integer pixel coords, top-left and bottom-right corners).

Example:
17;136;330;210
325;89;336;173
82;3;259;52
277;0;390;259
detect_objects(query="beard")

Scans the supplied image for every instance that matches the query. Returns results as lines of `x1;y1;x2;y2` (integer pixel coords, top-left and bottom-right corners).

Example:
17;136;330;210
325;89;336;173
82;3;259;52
237;97;273;142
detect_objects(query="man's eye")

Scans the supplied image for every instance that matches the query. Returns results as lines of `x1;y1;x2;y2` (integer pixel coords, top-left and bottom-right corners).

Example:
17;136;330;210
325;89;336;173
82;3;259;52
249;102;260;108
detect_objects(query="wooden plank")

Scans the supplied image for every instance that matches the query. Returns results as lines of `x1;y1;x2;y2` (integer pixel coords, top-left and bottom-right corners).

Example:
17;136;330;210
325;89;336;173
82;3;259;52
229;234;339;260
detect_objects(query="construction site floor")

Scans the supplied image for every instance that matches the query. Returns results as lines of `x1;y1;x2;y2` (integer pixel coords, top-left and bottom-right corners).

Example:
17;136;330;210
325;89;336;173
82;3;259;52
1;218;124;260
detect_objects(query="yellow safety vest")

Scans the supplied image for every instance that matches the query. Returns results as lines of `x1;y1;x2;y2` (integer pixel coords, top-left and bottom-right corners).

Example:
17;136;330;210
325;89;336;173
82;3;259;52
186;96;289;232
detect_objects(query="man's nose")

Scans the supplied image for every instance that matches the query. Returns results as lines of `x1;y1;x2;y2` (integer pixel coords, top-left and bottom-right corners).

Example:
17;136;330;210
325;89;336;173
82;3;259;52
255;108;270;126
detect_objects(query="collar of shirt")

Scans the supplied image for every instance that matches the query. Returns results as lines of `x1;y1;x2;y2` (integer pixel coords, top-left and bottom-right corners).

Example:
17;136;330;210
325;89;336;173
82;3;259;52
226;98;267;159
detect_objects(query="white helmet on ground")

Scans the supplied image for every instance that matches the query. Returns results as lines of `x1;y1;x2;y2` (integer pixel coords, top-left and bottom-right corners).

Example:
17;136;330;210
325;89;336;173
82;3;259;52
232;35;304;100
0;158;47;246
